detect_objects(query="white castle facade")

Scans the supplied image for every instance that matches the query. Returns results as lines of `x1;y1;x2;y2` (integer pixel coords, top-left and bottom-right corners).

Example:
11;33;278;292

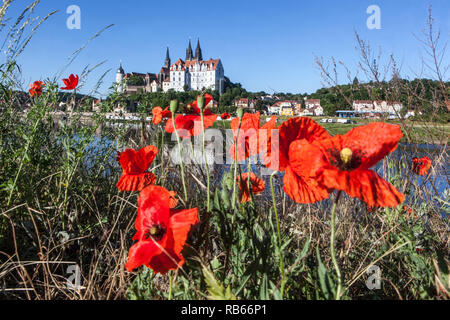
116;40;225;95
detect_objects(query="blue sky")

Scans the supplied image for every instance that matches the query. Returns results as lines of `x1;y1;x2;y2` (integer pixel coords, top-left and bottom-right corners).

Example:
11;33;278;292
6;0;450;97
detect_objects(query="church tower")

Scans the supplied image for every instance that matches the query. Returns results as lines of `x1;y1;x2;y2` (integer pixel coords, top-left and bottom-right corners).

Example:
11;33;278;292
194;39;203;61
116;62;124;93
164;47;171;68
185;39;193;61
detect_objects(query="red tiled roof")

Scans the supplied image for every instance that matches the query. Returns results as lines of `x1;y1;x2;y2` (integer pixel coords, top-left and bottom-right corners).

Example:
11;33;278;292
171;58;221;71
353;100;373;104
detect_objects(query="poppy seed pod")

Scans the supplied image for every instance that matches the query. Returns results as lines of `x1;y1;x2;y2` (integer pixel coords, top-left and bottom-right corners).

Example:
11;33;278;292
170;100;178;113
197;95;205;110
237;108;244;119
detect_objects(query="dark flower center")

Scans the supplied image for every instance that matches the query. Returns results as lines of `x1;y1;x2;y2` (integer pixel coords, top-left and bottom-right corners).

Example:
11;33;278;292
145;223;166;241
327;148;362;171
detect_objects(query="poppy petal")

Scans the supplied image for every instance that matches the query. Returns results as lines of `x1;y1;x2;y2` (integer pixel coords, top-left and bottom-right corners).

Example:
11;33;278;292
125;240;161;272
322;168;405;207
136;185;171;230
116;172;156;192
152;107;163;124
168;207;199;255
147;234;184;274
283;165;330;204
264;117;331;171
342;122;403;170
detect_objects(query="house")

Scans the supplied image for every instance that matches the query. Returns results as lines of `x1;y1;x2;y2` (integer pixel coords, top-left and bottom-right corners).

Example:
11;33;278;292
312;105;324;116
297;108;314;117
234;98;256;110
353;100;374;112
305;99;321;109
269;101;294;115
281;106;294;116
373;101;403;114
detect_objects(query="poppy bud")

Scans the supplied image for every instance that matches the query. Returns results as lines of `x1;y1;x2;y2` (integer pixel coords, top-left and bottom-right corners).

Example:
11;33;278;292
170;100;178;113
237;108;244;119
197;95;205;110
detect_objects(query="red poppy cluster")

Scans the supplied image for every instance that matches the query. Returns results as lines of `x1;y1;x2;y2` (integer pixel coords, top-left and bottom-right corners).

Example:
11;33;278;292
164;93;217;138
284;122;405;207
125;185;198;274
122;98;410;274
226;115;406;208
411;156;432;175
116;144;198;274
29;81;45;98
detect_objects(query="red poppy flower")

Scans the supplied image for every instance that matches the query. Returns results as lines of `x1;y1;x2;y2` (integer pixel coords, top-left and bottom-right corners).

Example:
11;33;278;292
289;122;405;207
152;106;172;125
262;117;332;204
229;113;278;161
403;205;418;219
165;93;217;138
60;74;79;90
237;172;266;203
116;146;158;191
125;185;199;274
221;112;231;120
411;156;432;175
29;81;44;98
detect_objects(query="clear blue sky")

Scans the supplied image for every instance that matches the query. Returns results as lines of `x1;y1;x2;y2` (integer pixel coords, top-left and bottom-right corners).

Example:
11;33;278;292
7;0;450;98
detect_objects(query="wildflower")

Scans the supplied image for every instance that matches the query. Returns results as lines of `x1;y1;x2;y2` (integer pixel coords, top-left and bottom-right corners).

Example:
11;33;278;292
221;112;231;120
116;146;158;191
152;106;172;124
411;156;432;175
263;117;332;203
229;112;277;161
289;122;405;207
165;93;217;138
404;205;418;219
60;74;79;90
29;81;44;98
125;185;199;274
237;172;265;203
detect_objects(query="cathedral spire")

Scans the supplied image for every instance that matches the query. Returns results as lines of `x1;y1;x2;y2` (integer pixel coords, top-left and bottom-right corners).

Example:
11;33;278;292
195;38;203;61
186;39;193;61
164;47;171;68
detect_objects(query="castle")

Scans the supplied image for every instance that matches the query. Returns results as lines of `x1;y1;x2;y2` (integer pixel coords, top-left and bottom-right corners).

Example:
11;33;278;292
115;40;225;95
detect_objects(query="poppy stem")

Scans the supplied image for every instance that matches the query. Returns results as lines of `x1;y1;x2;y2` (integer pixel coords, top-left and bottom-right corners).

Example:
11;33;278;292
168;271;173;300
172;115;188;202
160;128;165;186
200;110;211;213
231;118;243;209
330;190;343;300
270;171;285;297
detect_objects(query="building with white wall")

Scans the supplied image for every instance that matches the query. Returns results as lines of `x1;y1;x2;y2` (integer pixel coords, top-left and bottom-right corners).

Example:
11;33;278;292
116;40;225;95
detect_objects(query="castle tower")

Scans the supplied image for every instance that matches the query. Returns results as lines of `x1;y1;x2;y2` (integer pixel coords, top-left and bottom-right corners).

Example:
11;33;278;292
186;39;193;61
194;39;203;61
164;47;171;68
116;62;124;93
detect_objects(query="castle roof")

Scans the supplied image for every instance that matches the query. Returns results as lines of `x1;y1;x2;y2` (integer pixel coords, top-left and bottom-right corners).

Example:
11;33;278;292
170;58;221;71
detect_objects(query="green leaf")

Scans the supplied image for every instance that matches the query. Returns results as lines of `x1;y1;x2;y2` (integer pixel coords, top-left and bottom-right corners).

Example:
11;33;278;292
202;264;236;300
